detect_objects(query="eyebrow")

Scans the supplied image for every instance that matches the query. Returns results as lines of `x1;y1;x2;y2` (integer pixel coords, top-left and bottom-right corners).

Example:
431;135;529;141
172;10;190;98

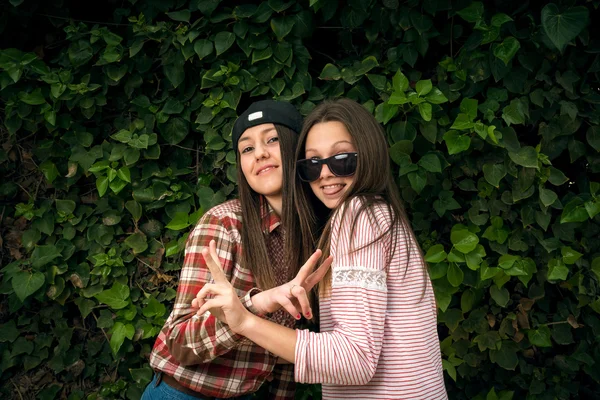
238;127;277;144
305;140;354;154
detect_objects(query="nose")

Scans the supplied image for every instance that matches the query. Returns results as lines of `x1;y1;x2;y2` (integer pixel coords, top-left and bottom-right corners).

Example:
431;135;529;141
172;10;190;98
319;163;334;180
254;143;269;160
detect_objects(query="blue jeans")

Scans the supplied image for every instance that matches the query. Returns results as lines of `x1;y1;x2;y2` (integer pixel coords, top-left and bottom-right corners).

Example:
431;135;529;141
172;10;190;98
141;374;254;400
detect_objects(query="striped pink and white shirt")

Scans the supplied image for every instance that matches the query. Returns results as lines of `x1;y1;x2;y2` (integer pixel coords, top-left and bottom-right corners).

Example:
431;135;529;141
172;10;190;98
295;198;447;399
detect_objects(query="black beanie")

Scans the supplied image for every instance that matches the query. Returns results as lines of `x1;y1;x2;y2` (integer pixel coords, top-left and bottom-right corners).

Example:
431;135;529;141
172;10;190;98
232;100;302;150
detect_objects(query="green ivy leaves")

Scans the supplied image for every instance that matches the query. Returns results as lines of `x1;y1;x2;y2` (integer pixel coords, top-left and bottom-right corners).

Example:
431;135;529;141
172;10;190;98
1;1;599;398
214;32;235;56
18;88;46;105
457;2;484;23
167;10;191;22
443;131;471;155
124;232;148;254
31;245;62;268
425;244;447;263
110;322;135;355
527;326;553;347
483;163;507;187
271;16;295;40
94;282;130;310
541;4;589;52
381;71;447;126
194;39;214;60
12;271;45;302
89;161;132;197
490;285;509;307
452;229;479;253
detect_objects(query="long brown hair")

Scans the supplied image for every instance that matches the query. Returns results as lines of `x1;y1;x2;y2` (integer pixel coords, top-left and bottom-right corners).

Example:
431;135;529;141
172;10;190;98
237;124;300;290
289;98;426;296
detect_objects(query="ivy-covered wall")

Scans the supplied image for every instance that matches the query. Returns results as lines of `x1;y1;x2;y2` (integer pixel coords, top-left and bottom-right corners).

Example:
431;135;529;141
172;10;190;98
1;0;599;399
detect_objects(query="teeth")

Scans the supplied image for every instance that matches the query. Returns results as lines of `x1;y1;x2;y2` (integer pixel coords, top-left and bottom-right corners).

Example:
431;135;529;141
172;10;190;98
323;184;342;189
258;166;274;174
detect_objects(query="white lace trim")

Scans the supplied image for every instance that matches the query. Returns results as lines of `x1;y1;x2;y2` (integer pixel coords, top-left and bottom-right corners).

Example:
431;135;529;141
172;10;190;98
332;266;387;292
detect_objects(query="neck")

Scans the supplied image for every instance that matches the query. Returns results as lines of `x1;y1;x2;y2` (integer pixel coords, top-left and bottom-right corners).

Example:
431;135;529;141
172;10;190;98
265;195;282;216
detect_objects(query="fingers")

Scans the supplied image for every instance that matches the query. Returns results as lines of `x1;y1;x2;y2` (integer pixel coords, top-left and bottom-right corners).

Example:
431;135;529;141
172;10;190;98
198;299;219;316
295;249;323;282
194;240;234;315
278;296;302;320
196;290;231;316
290;285;311;318
202;240;228;283
194;282;225;309
304;255;333;289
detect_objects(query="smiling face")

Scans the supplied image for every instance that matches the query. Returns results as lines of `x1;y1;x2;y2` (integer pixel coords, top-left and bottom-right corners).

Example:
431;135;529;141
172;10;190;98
304;121;357;209
238;123;283;209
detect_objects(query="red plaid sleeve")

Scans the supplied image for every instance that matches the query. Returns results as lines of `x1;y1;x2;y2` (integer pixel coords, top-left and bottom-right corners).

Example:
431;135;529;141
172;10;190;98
268;363;296;400
165;209;255;366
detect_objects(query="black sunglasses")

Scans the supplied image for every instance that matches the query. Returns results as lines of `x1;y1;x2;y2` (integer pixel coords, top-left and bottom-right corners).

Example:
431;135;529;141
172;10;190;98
297;152;358;182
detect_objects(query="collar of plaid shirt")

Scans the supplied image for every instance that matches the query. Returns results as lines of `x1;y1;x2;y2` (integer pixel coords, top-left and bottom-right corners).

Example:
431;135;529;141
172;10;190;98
260;196;282;234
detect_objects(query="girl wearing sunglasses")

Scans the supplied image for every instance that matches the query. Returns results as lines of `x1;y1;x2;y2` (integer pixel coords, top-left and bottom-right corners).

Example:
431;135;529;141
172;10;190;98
195;98;447;399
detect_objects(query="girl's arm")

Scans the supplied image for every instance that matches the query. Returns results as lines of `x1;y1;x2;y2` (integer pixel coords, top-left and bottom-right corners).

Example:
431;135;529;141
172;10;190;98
238;313;298;363
198;199;390;385
194;241;299;362
162;211;255;366
293;199;389;385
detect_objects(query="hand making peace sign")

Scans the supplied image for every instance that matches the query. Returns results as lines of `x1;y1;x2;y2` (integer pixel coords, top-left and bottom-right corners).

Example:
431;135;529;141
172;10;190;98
192;240;249;333
251;248;333;320
192;240;333;332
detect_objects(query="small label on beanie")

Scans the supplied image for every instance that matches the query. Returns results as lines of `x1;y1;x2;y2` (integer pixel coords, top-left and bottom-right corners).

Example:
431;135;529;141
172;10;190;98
248;111;263;121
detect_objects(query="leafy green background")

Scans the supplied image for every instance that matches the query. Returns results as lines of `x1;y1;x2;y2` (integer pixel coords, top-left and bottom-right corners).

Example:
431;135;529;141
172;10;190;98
1;0;600;399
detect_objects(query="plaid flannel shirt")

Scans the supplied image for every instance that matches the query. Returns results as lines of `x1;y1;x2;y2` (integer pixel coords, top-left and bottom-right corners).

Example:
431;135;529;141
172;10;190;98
149;199;296;399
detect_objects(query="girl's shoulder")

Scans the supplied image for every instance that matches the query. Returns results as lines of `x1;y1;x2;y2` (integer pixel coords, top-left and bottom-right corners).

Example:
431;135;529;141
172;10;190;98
206;199;243;218
192;199;244;234
341;196;393;224
329;197;395;244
